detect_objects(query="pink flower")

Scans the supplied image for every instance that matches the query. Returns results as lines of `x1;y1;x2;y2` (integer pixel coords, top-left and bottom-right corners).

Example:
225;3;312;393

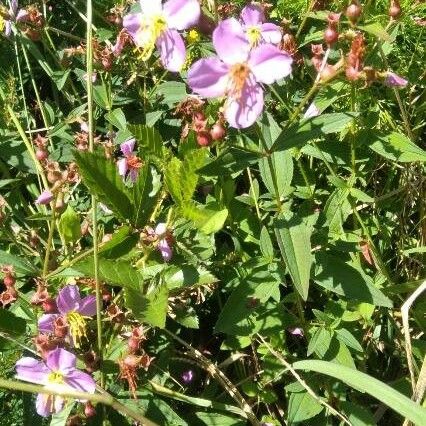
188;19;292;128
15;347;96;417
147;223;173;261
385;71;408;88
123;0;200;72
240;3;282;46
35;190;54;205
117;138;143;183
4;0;29;37
38;285;96;348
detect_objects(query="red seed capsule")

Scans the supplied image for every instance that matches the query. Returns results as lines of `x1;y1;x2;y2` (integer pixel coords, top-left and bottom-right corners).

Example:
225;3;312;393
346;1;362;24
196;131;212;147
324;27;338;45
210;122;226;141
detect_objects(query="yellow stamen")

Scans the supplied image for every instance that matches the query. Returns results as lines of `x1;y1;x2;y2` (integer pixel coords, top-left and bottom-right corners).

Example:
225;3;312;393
0;16;5;33
227;63;251;100
187;29;200;44
66;311;87;348
136;15;167;61
47;371;64;384
246;26;262;46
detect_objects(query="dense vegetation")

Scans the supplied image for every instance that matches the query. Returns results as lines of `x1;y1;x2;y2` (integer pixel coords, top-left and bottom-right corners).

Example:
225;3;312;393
0;0;425;425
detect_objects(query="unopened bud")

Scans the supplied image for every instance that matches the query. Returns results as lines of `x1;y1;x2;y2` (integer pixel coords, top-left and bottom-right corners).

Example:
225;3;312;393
210;122;226;141
324;27;338;45
346;1;362;24
84;402;96;418
196;131;212;147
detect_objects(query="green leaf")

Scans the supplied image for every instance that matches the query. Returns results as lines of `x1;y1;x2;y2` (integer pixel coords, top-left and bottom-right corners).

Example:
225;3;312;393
259;149;293;197
105;108;127;130
50;402;75;426
0;251;38;276
314;253;393;307
58;205;81;244
271;113;357;152
287;391;323;423
0;309;26;336
335;328;363;352
98;226;138;259
274;213;313;300
125;283;169;328
131;165;160;228
73;258;142;288
292;360;426;425
174;306;199;329
323;188;352;235
164;265;217;290
307;328;332;357
360;131;426;162
155;81;187;105
180;203;228;235
127;124;164;159
73;150;132;221
358;22;391;41
260;226;274;258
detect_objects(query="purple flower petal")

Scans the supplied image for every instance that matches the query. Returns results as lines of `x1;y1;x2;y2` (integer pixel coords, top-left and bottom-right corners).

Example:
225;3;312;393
46;348;76;374
385;72;408;88
4;21;12;37
140;0;163;16
35;393;55;417
241;4;265;26
304;102;321;118
163;0;200;30
129;168;139;183
120;138;135;157
248;44;292;84
213;18;250;65
155;222;167;235
117;158;128;178
15;357;49;385
64;370;96;394
35;190;54;205
16;9;29;22
38;314;59;334
188;57;229;98
78;295;97;316
225;80;264;129
57;285;81;314
260;23;282;44
11;0;18;15
156;28;187;72
158;238;172;261
123;12;142;40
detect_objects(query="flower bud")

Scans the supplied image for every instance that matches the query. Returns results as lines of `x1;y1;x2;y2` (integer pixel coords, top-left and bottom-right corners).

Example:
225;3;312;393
36;149;48;161
210;122;226;141
389;0;401;19
84;402;96;418
324;27;338;45
3;275;16;288
346;1;362;24
196;131;212;147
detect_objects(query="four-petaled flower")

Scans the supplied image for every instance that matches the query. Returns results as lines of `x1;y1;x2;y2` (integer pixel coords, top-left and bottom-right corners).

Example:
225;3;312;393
123;0;201;72
38;285;96;348
188;18;292;128
117;138;143;183
240;3;282;47
1;0;28;37
15;347;96;417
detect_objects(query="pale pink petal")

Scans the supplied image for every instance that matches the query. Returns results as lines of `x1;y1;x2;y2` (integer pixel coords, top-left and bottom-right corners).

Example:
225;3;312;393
248;44;292;84
78;295;96;316
213;18;250;65
64;370;96;394
304;102;321;118
155;222;167;235
140;0;163;17
156;29;186;72
38;314;59;334
36;393;55;417
57;285;81;314
120;138;135;156
188;57;229;98
158;238;172;261
225;80;264;129
123;12;142;40
15;357;49;385
163;0;201;30
46;348;76;374
241;4;265;26
53;395;65;414
129;168;139;183
385;72;408;87
16;9;29;22
260;23;282;44
35;190;54;205
117;158;128;177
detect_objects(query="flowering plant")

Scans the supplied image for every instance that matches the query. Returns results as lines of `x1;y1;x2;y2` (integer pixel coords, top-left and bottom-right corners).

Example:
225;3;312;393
0;0;425;424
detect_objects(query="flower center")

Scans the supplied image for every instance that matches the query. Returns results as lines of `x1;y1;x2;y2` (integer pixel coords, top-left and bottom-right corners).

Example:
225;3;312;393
47;371;64;384
127;155;143;171
187;29;200;44
246;26;262;46
227;63;251;100
136;15;167;61
66;311;87;348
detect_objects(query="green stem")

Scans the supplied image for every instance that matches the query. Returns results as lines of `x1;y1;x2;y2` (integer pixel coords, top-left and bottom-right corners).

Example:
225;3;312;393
0;378;158;426
295;0;316;40
42;203;57;278
86;0;104;387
